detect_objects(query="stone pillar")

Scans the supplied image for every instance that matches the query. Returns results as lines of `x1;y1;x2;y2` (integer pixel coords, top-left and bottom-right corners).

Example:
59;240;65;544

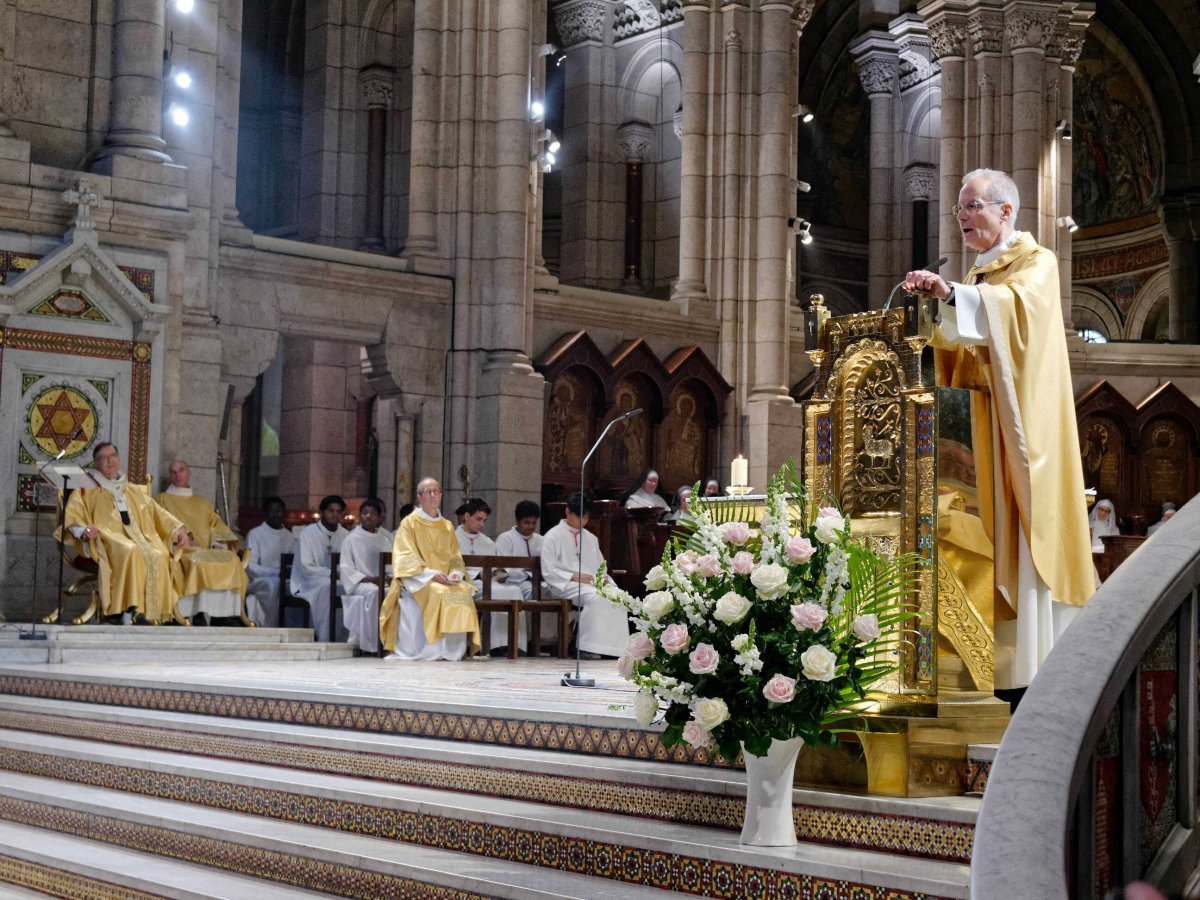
359;66;395;252
1160;197;1200;343
967;9;1003;171
673;0;712;304
404;0;443;258
1055;19;1087;331
925;11;967;279
618;122;653;288
91;0;172;169
1005;5;1056;239
852;33;899;309
904;165;935;269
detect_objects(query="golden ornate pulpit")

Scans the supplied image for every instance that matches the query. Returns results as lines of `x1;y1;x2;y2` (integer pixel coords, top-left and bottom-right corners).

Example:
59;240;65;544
797;295;1009;797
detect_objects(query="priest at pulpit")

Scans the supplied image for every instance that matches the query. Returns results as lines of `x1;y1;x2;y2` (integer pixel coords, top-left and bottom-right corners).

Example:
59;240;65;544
904;168;1094;699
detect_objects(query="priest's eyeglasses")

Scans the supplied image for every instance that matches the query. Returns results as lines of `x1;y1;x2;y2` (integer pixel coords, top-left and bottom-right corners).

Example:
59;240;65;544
952;200;1004;215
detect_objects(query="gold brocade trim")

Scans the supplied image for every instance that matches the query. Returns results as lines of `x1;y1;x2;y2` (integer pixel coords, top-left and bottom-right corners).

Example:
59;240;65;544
937;554;995;690
118;507;164;621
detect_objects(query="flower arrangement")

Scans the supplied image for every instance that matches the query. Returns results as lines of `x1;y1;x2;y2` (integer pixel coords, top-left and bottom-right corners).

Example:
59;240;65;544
598;461;919;763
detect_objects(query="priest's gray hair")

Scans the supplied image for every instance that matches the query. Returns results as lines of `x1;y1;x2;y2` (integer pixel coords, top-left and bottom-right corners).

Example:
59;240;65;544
962;168;1020;218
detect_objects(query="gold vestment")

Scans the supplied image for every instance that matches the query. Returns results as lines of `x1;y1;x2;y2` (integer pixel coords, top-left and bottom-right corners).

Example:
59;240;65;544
156;492;248;599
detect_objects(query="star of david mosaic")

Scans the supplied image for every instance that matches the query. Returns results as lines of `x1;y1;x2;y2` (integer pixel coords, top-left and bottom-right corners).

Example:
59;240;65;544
27;386;97;458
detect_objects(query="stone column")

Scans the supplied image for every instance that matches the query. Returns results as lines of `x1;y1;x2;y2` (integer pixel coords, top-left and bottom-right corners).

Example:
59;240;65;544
851;33;899;309
904;165;935;269
404;0;443;258
925;10;967;279
359;66;395;252
1055;18;1088;331
618;122;653;288
1005;5;1056;239
673;0;712;304
1160;197;1200;343
967;9;1003;171
91;0;172;170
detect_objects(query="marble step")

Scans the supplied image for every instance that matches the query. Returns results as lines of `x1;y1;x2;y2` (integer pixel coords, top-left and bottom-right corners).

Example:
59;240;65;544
3;625;318;643
0;637;355;663
0;772;677;899
0;694;979;864
0;819;331;899
0;729;971;897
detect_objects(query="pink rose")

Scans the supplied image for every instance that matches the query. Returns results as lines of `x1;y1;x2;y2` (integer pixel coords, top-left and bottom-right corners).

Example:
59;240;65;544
817;505;841;520
719;521;751;545
660;623;690;655
675;550;699;576
682;720;712;749
626;632;655;660
688;642;720;675
791;602;827;631
851;614;882;642
784;536;816;564
696;554;722;578
731;551;755;575
617;654;635;678
762;673;797;704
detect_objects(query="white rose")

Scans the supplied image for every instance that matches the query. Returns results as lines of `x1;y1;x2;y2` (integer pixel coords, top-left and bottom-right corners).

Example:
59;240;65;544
692;696;730;732
634;690;659;726
713;591;752;625
851;613;881;642
749;562;790;600
800;644;838;682
642;591;675;622
644;565;668;591
813;513;846;545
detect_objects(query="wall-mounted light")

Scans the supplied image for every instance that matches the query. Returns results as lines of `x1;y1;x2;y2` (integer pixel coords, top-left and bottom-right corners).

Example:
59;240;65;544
167;102;189;127
555;53;567;68
1056;119;1072;141
1056;215;1078;233
789;217;814;244
537;151;555;173
792;178;811;194
794;104;815;124
174;0;194;12
539;129;561;154
530;100;545;121
173;70;192;90
536;43;559;58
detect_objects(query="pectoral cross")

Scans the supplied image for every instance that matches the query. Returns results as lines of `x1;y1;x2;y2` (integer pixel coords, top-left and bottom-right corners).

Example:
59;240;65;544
61;178;101;231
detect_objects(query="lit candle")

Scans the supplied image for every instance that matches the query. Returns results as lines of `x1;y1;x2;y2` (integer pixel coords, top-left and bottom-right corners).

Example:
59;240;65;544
731;454;748;487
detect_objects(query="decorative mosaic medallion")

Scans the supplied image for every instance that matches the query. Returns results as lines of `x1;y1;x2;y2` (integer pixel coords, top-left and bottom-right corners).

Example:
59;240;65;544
27;385;98;457
28;288;110;322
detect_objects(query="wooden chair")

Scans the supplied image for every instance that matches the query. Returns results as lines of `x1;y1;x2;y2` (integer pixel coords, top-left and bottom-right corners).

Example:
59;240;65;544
277;553;311;631
462;555;571;659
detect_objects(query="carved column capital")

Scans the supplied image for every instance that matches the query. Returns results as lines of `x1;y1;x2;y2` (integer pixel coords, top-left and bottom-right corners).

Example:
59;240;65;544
857;56;897;96
903;165;936;201
926;17;967;61
967;10;1004;55
1004;6;1058;52
792;0;815;31
554;0;611;48
672;107;683;140
358;65;395;109
617;121;655;162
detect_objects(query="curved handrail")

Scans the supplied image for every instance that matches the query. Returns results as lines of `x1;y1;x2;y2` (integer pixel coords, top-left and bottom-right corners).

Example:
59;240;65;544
972;497;1200;898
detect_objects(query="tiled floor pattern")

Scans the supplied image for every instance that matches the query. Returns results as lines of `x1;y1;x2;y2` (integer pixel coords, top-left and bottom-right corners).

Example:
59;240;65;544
0;798;490;900
0;707;975;863
0;853;161;900
0;753;954;899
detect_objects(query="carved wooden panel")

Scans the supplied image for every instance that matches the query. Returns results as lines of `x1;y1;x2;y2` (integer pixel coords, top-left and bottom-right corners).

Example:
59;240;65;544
1138;418;1191;510
658;382;710;490
1079;415;1130;503
600;375;654;484
543;367;600;484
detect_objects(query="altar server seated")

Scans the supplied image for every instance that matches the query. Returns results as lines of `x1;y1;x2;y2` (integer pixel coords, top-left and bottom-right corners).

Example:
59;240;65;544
338;498;392;654
380;477;479;660
245;497;295;627
542;492;629;658
289;495;348;641
457;497;526;655
494;500;543;601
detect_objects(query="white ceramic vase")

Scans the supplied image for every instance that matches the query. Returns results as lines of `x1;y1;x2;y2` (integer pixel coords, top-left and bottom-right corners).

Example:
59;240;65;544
739;736;804;846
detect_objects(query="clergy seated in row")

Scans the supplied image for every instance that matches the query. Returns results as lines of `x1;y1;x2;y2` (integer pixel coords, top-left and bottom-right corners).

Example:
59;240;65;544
380;477;480;660
623;469;670;513
155;458;248;621
542;492;630;659
289;495;348;642
63;442;191;623
338;497;393;654
456;497;526;655
244;496;294;627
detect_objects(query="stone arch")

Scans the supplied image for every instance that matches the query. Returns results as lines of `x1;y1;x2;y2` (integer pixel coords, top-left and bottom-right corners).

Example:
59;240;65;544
1125;268;1171;340
1071;285;1122;341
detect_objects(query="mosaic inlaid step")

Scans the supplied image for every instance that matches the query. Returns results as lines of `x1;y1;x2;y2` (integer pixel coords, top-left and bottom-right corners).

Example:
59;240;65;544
0;640;356;664
0;772;726;900
0;694;979;865
0;730;971;898
0;818;333;899
2;625;319;644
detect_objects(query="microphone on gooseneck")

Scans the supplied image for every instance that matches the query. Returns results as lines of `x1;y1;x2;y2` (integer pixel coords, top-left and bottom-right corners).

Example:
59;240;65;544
883;256;950;310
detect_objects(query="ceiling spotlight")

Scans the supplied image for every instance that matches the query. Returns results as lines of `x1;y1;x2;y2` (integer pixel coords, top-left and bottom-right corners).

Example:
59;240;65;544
792;178;811;194
1056;119;1072;140
1056;215;1079;233
530;100;545;121
173;70;192;90
537;129;561;154
175;0;194;12
794;104;815;124
167;103;189;127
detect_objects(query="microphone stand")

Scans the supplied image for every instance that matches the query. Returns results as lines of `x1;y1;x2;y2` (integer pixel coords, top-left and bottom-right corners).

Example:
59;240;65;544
883;255;950;310
562;406;643;689
27;431;83;639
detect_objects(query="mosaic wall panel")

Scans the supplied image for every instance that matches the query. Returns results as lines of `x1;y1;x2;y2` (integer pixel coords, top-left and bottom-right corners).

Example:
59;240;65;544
0;707;975;863
1092;704;1122;898
1139;616;1179;866
0;853;162;900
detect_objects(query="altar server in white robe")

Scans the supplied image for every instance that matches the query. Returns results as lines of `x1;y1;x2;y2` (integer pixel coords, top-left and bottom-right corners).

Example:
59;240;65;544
456;497;527;654
338;498;392;653
495;500;543;601
245;497;295;627
289;495;348;641
542;492;629;658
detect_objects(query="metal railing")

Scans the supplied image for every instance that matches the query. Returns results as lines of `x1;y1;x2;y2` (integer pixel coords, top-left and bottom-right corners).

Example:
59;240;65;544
972;497;1200;898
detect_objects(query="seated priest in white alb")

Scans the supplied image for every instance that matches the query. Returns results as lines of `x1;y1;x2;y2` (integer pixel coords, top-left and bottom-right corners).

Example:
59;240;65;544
289;495;348;641
457;497;526;656
542;492;629;658
623;469;670;512
380;477;480;660
155;458;248;622
63;442;190;623
338;497;392;654
245;496;294;627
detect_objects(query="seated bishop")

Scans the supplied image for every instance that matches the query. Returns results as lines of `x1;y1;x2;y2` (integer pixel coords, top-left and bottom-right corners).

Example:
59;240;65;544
156;458;248;621
380;477;479;660
244;496;295;627
63;442;189;623
338;498;393;654
289;495;348;641
457;497;526;655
